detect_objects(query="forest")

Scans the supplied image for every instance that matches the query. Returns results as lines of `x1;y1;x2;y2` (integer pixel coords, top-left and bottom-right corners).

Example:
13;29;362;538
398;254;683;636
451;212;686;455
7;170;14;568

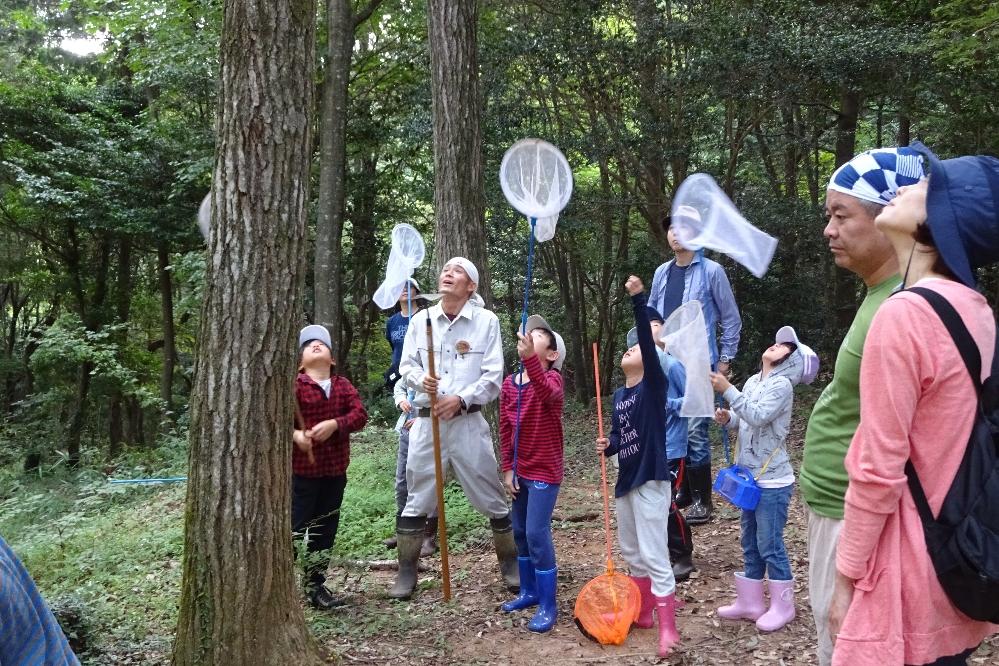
2;0;998;664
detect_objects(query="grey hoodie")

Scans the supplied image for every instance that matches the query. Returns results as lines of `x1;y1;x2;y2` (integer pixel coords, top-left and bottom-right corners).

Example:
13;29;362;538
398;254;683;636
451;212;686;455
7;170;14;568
721;346;807;484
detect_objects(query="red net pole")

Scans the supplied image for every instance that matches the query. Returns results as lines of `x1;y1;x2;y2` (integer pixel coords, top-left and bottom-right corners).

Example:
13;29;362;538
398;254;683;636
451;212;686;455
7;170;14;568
592;342;614;575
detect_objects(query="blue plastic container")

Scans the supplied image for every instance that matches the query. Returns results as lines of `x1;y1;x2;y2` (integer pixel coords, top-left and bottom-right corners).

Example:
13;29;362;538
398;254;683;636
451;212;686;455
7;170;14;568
713;465;761;511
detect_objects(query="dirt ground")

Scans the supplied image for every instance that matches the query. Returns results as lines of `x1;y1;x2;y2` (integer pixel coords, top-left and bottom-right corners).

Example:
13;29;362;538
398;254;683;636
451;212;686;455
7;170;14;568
317;440;999;665
323;475;814;665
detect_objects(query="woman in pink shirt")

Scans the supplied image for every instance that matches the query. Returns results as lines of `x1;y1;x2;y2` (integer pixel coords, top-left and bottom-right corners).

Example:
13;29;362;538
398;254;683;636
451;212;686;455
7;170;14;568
828;143;999;665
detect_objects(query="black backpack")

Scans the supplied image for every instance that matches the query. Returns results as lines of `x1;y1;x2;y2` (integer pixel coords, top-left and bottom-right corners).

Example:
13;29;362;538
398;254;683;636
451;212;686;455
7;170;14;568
905;286;999;622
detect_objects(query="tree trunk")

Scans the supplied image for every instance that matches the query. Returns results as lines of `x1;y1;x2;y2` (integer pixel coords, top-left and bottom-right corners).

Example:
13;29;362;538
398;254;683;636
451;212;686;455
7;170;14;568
427;0;490;302
315;0;354;367
171;0;322;662
109;236;132;459
833;88;862;329
158;241;176;420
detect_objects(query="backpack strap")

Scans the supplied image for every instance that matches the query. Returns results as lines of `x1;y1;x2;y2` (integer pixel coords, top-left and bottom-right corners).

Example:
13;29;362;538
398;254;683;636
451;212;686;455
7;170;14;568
907;287;982;393
902;286;986;524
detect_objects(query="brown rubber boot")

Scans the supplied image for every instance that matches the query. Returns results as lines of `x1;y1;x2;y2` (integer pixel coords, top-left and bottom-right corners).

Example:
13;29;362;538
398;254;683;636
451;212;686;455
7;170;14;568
387;516;425;600
490;516;520;592
420;516;439;558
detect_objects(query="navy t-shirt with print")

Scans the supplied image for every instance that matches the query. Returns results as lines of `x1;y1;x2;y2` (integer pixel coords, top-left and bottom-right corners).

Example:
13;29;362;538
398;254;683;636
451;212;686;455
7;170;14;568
605;292;671;498
385;312;411;375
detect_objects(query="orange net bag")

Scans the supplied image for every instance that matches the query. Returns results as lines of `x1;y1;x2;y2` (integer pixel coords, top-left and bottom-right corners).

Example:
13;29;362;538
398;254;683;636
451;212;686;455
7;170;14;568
573;343;642;645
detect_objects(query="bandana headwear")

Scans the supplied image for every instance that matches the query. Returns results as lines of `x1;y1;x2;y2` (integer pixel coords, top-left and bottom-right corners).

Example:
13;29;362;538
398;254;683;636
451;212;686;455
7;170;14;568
827;146;926;206
445;257;479;285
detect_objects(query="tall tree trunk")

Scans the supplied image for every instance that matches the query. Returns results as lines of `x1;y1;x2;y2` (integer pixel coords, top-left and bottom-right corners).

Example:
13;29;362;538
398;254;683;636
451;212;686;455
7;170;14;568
171;0;322;662
315;0;354;367
158;241;176;418
427;0;490;302
348;150;379;383
109;236;132;458
65;234;110;466
833;88;862;328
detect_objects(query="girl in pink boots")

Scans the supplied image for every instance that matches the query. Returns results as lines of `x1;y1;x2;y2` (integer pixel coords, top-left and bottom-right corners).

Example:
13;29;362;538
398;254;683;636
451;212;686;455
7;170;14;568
709;326;818;632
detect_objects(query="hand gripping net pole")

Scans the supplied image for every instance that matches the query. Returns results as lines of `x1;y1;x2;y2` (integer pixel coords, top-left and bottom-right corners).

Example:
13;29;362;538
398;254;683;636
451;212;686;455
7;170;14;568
574;343;641;645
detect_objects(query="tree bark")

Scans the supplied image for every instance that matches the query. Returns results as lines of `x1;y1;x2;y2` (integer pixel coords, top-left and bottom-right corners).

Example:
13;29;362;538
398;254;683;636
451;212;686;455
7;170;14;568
158;241;176;419
109;235;132;458
427;0;490;302
833;87;862;328
171;0;322;662
315;0;354;367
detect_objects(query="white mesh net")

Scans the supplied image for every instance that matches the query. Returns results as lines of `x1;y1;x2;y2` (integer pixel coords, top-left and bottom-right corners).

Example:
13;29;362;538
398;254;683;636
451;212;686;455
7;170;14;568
500;139;573;225
197;192;211;240
670;174;777;278
373;224;426;310
660;300;714;417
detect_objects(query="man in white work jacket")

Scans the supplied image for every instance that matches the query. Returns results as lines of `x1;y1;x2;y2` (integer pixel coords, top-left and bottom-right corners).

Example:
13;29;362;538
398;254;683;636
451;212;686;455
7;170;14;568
387;257;518;600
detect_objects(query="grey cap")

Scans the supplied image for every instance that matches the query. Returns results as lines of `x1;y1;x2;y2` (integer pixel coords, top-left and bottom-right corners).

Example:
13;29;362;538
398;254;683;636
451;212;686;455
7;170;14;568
298;324;332;350
626;326;638;349
524;314;566;371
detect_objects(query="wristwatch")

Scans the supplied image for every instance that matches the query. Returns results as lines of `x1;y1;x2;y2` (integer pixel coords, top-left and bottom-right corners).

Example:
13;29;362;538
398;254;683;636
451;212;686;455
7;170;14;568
718;355;732;364
458;397;468;412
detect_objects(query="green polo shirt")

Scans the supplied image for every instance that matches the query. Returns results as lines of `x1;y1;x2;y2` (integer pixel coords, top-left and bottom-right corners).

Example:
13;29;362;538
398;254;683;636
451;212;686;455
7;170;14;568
799;275;899;519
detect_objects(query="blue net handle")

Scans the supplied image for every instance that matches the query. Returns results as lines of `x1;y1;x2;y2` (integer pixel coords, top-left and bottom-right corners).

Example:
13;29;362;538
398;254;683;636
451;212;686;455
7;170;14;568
510;217;537;488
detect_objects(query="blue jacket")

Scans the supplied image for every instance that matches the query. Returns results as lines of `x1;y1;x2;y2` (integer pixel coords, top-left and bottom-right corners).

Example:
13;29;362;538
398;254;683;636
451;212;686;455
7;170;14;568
656;350;688;460
648;251;742;367
0;536;80;665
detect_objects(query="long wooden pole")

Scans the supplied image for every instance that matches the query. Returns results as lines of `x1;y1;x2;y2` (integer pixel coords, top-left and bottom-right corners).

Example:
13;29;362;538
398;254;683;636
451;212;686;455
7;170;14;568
425;316;452;601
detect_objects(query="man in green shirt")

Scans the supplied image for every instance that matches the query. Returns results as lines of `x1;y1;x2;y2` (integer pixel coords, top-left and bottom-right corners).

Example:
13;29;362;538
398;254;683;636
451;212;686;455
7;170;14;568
799;147;925;665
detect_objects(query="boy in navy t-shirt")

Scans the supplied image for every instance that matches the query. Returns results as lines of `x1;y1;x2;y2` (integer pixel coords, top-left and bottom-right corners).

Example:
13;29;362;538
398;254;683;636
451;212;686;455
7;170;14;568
596;276;680;658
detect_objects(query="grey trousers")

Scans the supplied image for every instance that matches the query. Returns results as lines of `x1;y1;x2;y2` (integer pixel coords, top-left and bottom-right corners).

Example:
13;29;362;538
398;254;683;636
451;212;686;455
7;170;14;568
394;426;435;518
616;479;676;597
402;412;509;520
807;506;843;666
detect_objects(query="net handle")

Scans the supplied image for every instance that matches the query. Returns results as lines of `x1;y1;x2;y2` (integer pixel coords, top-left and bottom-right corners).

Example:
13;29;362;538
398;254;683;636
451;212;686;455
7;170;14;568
592;342;614;575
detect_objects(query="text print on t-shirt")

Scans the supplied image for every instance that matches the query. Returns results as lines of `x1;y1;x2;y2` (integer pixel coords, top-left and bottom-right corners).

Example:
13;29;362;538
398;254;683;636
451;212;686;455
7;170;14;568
616;392;640;459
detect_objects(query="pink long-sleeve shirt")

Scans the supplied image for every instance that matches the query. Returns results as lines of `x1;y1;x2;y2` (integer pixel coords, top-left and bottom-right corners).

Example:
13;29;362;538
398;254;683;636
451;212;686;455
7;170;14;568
834;278;997;665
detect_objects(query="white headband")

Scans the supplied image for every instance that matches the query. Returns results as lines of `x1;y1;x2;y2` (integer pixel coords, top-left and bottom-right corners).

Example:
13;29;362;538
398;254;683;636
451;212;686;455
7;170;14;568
444;256;479;285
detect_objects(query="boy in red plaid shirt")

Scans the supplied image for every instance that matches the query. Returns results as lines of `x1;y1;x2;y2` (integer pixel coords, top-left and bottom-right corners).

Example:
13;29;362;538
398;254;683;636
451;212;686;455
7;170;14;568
293;325;368;609
499;314;565;633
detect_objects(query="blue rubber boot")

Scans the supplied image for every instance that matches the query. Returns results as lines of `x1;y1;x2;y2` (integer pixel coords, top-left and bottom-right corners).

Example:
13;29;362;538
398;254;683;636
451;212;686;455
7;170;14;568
527;567;558;633
501;557;537;612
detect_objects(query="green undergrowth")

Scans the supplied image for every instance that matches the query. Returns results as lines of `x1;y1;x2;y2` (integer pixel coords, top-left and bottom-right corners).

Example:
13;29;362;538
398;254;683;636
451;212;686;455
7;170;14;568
0;418;513;661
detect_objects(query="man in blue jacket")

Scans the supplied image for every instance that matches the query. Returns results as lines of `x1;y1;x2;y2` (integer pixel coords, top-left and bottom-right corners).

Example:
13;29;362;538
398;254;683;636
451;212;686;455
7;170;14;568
648;221;742;525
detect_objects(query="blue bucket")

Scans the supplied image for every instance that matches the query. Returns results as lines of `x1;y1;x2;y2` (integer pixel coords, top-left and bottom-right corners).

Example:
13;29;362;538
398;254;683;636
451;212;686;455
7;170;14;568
713;465;761;511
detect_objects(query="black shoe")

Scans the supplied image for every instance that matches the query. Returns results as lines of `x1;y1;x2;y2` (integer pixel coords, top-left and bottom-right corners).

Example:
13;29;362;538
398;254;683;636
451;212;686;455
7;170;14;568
309;585;347;610
671;554;695;582
685;498;712;525
684;464;714;526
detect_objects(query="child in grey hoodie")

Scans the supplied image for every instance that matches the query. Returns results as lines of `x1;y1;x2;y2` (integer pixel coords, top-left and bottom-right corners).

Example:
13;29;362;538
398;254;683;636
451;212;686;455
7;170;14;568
709;326;818;633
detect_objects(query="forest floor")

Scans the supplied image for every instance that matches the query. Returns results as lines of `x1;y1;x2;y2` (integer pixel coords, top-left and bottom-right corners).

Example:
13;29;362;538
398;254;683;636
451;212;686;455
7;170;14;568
4;395;999;665
306;400;998;665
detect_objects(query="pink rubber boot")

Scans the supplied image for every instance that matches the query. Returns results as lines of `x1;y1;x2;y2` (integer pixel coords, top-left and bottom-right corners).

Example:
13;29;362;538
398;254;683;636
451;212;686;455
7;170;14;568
717;572;766;621
654;593;681;657
629;575;654;628
756;578;795;632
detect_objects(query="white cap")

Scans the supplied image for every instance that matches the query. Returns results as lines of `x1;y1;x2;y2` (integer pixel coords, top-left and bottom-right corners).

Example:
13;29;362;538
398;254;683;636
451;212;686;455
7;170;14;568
525;314;566;371
299;324;332;351
775;325;819;384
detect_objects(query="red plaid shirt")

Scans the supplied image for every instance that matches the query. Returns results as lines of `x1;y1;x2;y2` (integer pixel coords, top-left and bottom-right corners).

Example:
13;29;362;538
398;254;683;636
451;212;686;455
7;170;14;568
500;354;565;484
294;372;368;477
